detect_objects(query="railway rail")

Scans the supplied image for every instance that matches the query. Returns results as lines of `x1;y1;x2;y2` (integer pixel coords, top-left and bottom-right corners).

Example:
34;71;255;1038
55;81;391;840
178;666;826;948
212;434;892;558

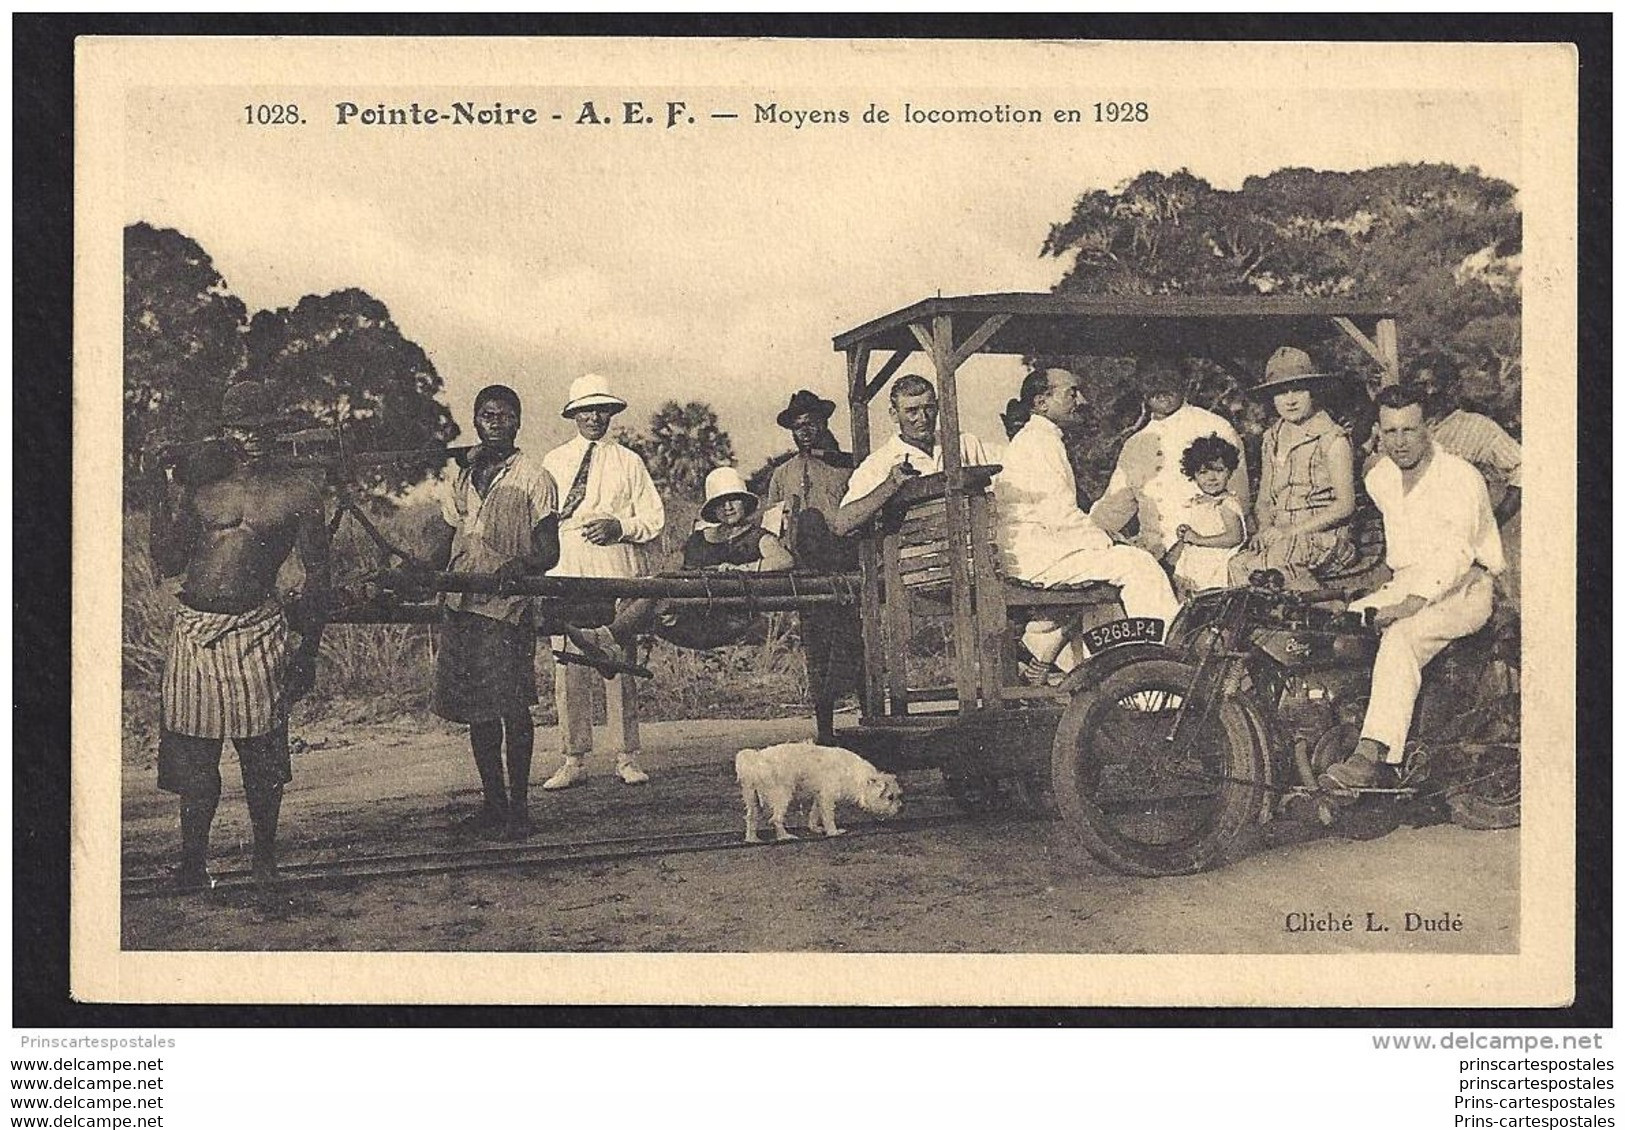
123;803;1051;899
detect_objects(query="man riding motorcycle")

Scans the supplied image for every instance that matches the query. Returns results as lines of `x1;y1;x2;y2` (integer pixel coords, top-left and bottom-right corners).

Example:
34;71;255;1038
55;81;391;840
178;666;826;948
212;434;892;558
1317;384;1506;794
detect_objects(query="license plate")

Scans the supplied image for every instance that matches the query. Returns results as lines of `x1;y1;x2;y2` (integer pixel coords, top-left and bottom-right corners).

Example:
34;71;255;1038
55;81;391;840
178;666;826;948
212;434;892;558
1081;616;1165;655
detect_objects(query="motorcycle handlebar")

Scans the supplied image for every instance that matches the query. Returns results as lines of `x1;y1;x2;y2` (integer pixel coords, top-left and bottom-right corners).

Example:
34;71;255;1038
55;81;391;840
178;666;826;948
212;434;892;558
1240;584;1378;631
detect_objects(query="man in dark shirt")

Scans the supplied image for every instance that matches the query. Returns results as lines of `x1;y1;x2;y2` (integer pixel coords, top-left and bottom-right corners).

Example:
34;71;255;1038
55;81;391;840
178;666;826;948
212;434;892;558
765;390;862;744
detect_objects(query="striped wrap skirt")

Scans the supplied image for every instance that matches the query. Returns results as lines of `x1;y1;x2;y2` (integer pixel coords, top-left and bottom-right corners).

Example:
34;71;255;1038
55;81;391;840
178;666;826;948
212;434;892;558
160;599;291;739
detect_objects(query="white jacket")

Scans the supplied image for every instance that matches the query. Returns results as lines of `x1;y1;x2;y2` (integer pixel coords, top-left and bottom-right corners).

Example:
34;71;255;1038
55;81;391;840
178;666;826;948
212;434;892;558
541;435;666;579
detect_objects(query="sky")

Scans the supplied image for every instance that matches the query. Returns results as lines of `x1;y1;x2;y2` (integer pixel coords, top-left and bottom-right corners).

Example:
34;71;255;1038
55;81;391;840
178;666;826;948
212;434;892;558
126;73;1520;469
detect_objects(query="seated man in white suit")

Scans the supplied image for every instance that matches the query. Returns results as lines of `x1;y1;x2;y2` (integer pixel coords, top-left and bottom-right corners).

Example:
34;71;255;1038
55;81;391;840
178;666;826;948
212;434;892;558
996;368;1180;684
831;373;991;536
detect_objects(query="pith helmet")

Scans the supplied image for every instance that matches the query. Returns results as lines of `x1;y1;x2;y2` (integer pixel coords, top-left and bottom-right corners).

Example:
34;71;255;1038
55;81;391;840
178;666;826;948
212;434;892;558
561;373;629;418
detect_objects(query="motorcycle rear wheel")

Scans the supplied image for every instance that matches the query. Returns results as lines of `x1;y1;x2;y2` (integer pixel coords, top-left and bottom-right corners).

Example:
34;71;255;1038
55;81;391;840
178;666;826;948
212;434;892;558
1052;658;1267;877
1444;747;1521;830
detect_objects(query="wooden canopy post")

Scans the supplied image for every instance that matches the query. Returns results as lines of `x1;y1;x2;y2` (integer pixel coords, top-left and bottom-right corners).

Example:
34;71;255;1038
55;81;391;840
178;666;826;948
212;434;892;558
909;314;982;713
1376;317;1400;386
1334;316;1401;386
943;313;1010;713
848;344;873;460
847;345;887;719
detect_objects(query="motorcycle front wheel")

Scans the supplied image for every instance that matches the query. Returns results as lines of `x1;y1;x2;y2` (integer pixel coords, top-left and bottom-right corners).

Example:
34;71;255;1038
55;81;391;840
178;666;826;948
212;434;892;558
1051;658;1267;877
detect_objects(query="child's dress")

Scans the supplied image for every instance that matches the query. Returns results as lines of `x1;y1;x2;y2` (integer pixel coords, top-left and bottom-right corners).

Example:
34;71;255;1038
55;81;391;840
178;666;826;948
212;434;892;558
1172;491;1246;597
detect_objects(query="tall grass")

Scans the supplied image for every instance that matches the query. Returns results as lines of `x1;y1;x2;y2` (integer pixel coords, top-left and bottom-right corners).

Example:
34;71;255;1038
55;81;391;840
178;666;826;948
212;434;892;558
122;500;815;759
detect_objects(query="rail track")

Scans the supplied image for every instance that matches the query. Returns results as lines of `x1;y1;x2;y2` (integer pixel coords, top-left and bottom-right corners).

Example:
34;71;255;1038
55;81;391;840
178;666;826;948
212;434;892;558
123;802;1051;899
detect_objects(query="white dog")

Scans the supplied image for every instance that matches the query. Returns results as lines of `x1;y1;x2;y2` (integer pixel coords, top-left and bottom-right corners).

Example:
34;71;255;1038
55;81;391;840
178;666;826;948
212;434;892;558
735;742;903;844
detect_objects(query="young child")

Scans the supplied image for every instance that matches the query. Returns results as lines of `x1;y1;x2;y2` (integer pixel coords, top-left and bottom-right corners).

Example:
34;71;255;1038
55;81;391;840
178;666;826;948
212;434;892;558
1171;433;1248;599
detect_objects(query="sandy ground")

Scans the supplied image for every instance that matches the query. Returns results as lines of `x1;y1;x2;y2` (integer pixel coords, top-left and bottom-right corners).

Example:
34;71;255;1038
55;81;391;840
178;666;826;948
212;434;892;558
120;713;1518;954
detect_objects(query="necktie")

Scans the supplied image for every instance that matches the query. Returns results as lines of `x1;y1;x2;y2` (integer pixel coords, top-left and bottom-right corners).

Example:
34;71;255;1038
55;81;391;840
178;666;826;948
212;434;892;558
559;441;596;520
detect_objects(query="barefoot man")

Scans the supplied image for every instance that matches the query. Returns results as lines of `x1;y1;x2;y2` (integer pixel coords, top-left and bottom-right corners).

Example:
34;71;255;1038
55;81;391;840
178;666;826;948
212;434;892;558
426;384;561;841
765;389;861;745
146;380;331;890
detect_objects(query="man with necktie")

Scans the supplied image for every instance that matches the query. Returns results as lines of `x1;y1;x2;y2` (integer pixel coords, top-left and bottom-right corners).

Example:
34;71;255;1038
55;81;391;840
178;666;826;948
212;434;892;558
540;374;666;788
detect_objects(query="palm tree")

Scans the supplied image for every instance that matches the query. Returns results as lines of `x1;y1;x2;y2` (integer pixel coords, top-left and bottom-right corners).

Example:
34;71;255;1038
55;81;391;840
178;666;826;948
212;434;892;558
614;400;736;502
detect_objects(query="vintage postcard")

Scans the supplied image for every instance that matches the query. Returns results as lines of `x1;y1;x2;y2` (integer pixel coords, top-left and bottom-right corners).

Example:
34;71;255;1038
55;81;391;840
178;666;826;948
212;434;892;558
73;36;1578;1006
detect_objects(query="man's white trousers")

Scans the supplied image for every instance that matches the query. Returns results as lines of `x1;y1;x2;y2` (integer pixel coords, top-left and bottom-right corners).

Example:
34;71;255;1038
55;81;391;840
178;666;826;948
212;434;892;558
1018;539;1181;665
1353;572;1494;762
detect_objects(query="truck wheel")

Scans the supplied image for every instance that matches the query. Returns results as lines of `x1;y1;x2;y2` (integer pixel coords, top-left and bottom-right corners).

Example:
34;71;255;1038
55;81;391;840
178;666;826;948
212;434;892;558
1051;658;1267;877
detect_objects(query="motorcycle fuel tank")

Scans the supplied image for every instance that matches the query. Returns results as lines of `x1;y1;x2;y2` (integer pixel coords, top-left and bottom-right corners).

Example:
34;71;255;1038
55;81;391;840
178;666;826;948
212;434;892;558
1253;626;1378;672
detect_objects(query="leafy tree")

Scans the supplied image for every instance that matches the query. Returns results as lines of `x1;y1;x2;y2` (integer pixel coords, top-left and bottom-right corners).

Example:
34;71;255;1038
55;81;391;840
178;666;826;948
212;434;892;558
1037;164;1522;492
123;222;249;486
245;289;458;498
614;400;736;502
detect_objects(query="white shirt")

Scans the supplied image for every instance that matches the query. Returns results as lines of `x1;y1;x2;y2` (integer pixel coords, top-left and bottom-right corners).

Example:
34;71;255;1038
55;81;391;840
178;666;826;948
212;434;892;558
1358;448;1504;608
994;414;1111;579
541;434;666;579
1091;402;1249;555
839;431;992;508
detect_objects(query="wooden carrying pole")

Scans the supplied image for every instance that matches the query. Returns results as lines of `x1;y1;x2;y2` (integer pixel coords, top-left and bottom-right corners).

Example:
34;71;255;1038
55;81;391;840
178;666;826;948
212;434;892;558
381;570;862;602
381;575;864;601
329;593;851;625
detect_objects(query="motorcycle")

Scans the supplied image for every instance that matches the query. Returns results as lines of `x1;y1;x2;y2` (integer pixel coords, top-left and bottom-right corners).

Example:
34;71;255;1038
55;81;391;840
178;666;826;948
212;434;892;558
1049;574;1520;877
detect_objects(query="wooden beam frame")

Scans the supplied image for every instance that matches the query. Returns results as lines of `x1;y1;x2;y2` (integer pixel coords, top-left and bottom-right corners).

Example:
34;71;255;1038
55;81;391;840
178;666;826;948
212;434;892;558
1332;316;1383;366
1333;315;1400;384
861;348;917;404
906;320;937;361
847;345;873;459
910;314;982;713
1374;317;1400;386
946;313;1012;371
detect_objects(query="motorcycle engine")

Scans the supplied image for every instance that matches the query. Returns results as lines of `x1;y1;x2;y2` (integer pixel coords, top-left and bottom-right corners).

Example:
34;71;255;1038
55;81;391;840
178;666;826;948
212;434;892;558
1275;671;1368;772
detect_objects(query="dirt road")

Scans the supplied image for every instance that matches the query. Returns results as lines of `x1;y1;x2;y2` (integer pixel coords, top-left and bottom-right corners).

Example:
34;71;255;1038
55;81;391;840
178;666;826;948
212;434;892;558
120;715;1518;955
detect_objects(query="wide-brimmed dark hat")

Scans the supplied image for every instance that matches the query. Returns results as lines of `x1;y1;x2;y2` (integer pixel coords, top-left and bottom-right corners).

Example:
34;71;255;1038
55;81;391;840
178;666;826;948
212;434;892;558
1249;346;1338;398
219;380;284;427
776;389;837;429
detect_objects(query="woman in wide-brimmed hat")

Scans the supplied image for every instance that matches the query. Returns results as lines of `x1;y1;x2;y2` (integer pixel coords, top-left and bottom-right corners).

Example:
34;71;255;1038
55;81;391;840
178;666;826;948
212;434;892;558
1226;346;1358;589
593;466;795;655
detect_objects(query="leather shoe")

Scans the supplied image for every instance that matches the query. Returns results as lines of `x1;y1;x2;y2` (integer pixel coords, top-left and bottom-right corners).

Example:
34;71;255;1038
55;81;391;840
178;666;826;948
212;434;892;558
543;757;586;790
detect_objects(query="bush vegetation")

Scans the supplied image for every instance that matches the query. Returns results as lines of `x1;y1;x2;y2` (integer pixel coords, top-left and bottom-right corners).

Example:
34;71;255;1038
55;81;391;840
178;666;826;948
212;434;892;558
122;501;819;763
